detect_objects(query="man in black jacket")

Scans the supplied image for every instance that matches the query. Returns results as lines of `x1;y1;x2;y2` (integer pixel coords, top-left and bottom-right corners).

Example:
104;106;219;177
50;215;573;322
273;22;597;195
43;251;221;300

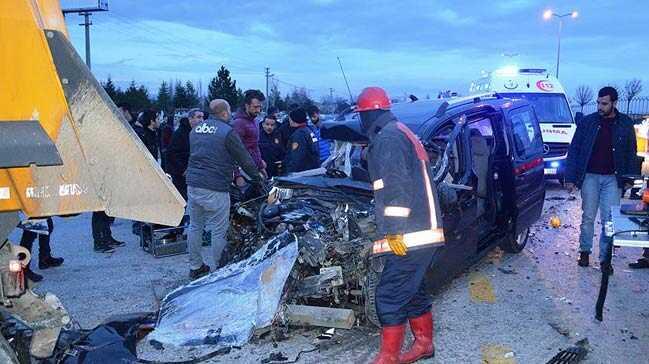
282;108;320;174
566;86;639;273
259;115;285;177
185;99;266;279
357;87;444;364
165;109;204;200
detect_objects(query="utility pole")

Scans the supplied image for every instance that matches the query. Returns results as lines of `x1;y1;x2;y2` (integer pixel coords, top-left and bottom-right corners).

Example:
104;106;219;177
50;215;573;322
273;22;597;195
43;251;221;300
265;67;274;111
62;1;109;70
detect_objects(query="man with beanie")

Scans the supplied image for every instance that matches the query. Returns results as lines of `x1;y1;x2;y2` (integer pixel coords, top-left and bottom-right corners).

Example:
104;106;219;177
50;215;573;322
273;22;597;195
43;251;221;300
283;108;320;174
356;87;445;364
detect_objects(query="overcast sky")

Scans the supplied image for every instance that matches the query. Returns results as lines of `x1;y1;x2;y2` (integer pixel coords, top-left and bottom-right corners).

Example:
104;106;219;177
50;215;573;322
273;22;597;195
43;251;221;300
61;0;648;101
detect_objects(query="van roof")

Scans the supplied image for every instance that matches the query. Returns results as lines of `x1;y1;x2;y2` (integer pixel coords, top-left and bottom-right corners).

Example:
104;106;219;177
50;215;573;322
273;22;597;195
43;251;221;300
322;95;528;143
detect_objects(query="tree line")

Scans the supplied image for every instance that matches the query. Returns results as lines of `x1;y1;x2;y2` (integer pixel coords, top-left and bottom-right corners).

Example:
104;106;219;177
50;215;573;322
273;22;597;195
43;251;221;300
100;65;318;114
573;79;644;113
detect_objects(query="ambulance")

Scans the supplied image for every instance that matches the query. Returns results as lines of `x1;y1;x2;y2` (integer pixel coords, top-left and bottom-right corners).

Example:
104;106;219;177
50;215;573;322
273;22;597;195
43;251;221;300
470;66;576;181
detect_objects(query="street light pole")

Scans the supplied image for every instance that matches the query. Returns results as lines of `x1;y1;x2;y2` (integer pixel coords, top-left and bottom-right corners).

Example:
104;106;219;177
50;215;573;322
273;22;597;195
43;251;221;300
556;17;562;78
543;10;578;79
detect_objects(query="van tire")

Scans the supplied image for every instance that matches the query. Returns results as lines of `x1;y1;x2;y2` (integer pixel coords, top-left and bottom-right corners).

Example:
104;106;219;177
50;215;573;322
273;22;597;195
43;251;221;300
499;227;529;253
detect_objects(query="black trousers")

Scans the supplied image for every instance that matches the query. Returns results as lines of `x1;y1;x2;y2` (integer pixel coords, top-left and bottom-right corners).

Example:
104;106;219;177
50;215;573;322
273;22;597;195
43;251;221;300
171;174;187;201
19;217;54;264
92;211;112;241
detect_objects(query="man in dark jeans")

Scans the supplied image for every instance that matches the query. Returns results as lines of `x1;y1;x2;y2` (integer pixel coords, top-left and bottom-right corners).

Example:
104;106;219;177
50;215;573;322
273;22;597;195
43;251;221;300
19;217;63;282
565;87;639;274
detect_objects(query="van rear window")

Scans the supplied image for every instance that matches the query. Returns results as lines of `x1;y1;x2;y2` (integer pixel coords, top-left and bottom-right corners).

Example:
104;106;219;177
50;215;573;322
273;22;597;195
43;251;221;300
510;107;543;159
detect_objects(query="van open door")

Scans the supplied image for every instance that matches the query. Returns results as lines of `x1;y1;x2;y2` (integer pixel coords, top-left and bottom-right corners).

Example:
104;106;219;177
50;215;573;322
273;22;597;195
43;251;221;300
503;105;545;252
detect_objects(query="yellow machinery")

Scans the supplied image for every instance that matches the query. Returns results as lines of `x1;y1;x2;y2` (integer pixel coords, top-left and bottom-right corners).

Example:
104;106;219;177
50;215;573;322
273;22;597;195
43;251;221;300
0;1;185;361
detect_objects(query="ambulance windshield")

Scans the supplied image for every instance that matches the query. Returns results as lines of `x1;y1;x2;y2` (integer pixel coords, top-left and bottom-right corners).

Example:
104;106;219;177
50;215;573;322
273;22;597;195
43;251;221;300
500;93;573;124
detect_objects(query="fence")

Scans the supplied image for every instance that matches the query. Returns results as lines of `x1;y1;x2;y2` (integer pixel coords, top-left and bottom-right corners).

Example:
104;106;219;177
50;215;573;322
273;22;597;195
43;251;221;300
574;96;649;121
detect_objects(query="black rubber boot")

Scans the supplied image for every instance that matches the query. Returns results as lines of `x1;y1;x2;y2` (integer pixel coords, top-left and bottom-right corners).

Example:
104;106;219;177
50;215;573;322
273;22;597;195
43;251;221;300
577;252;589;267
601;261;614;276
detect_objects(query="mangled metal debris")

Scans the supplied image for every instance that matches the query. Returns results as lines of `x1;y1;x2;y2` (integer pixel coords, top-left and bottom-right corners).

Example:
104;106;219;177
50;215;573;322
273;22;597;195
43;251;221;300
147;232;298;349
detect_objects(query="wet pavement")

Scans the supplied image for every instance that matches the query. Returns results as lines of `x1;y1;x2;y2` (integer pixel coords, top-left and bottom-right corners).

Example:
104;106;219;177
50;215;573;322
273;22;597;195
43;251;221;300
9;182;649;363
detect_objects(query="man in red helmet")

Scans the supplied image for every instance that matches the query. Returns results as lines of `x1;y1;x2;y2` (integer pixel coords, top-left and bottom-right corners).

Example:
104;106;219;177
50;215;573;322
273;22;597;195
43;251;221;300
357;87;445;364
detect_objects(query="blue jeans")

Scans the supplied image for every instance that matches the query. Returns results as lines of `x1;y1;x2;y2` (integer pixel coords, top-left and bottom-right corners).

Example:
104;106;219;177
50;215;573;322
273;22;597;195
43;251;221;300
579;174;620;262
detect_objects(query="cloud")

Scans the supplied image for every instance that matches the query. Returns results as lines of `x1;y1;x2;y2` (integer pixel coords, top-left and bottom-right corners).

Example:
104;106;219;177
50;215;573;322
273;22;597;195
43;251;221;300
249;22;276;37
432;8;476;26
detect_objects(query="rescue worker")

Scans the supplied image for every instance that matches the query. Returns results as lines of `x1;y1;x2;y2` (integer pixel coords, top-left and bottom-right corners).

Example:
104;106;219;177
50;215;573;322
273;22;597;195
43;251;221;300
357;87;445;364
282;108;320;174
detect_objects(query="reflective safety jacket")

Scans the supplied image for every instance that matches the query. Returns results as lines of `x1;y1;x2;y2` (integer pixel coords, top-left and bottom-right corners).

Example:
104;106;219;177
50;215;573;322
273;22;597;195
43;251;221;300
366;112;445;255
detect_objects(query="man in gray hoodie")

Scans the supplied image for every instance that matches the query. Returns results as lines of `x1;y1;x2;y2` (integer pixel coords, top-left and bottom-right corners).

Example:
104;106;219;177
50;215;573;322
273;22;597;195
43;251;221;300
185;99;266;279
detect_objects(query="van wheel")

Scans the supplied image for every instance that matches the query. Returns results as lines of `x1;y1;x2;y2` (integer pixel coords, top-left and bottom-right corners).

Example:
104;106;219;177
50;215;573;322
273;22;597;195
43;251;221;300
364;263;382;328
499;227;529;253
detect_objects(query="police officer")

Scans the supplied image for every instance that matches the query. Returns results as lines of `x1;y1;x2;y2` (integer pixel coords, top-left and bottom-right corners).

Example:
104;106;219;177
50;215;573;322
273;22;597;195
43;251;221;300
282;108;320;174
358;87;445;364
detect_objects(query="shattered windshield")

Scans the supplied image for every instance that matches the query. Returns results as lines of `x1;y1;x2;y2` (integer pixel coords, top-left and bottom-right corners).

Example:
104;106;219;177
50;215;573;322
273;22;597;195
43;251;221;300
499;93;573;124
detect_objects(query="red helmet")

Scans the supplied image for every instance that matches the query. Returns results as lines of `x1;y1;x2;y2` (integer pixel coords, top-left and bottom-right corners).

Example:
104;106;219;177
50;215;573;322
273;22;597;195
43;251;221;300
356;87;391;112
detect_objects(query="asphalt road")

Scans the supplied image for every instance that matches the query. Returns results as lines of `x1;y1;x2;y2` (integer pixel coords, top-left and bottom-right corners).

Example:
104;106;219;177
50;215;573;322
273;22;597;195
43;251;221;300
10;182;649;363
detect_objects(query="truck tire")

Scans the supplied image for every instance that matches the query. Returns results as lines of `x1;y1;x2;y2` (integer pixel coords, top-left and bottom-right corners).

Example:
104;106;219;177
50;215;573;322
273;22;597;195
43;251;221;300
0;335;19;364
499;227;529;253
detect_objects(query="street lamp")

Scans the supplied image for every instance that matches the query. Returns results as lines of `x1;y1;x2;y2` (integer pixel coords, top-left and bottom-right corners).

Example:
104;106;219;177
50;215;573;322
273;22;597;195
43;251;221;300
543;9;578;78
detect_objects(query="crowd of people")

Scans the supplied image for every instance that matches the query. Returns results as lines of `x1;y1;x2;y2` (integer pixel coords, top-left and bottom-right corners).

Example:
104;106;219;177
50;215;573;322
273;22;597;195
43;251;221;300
19;89;333;282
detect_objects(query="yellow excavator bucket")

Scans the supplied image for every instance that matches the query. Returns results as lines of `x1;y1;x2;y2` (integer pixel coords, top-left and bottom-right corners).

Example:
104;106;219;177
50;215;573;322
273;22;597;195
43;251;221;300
0;0;185;238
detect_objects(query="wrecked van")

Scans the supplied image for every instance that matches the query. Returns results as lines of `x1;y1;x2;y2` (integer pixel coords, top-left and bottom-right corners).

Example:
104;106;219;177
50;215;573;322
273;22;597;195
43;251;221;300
223;94;546;327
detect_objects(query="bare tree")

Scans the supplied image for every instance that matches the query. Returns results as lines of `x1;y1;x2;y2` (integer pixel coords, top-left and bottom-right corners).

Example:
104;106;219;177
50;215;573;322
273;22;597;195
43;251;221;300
624;79;643;113
574;85;594;112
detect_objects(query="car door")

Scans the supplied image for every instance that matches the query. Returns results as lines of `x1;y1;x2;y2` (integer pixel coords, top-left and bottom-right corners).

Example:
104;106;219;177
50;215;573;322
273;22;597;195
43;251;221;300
424;115;480;290
506;105;545;234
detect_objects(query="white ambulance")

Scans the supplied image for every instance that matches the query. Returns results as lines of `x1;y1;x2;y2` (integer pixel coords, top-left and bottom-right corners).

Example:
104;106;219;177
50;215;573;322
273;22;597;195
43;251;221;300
470;67;576;180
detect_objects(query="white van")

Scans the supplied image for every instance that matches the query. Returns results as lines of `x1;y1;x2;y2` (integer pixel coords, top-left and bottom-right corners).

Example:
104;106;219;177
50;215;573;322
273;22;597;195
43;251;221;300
470;67;575;180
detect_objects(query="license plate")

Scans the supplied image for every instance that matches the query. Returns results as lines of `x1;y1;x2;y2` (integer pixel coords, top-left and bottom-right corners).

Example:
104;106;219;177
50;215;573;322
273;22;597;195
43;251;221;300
544;168;557;175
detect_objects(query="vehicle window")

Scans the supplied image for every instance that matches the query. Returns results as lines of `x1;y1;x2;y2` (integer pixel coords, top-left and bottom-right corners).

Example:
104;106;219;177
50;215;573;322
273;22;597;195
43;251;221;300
510;107;543;159
427;121;464;181
499;93;573;124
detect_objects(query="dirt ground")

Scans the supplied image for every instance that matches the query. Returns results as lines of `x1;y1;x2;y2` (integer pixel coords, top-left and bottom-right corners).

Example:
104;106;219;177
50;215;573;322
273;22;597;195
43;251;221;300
11;182;649;363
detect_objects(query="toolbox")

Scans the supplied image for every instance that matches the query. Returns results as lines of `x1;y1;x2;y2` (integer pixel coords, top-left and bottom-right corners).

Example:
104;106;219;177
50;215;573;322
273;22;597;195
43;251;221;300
139;224;188;258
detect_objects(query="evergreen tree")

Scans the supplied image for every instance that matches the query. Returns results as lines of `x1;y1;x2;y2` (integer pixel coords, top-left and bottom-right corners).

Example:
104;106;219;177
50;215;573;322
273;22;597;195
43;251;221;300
156;81;173;113
185;81;200;108
123;81;152;111
173;81;189;108
207;65;240;108
101;76;124;104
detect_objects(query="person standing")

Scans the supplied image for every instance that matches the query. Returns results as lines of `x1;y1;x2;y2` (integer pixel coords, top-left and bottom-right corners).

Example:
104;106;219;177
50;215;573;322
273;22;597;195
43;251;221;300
232;90;267;184
307;105;331;163
565;86;639;274
283;108;320;174
185;99;266;279
259;115;285;177
19;217;63;282
357;87;445;364
165;109;204;200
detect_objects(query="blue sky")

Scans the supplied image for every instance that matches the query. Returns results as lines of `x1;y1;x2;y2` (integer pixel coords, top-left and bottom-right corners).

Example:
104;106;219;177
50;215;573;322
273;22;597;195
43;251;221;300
60;0;648;101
